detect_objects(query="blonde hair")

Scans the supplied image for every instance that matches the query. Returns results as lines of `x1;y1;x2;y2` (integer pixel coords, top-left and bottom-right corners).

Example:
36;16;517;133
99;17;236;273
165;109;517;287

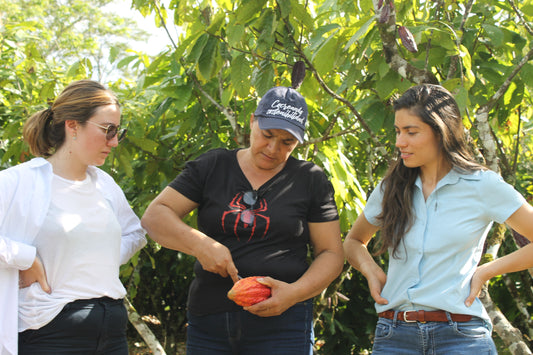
23;80;119;157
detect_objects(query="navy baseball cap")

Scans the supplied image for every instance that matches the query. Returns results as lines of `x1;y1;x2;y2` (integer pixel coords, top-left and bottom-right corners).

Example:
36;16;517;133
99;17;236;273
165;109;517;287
254;86;308;143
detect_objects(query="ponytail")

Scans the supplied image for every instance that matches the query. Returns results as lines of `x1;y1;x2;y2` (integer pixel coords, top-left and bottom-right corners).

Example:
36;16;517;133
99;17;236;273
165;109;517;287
23;108;65;157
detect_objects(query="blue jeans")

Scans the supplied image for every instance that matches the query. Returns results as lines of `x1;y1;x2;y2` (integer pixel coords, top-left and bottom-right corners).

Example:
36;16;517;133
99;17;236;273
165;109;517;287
18;297;128;355
186;301;314;355
372;312;497;354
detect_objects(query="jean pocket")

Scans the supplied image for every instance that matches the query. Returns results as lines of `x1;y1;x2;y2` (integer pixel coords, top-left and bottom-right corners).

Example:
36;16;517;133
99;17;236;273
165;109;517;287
374;319;393;339
453;320;490;338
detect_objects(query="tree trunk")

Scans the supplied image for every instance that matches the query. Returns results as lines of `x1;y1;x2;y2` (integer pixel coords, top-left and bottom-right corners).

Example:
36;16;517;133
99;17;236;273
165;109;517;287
481;289;532;354
125;297;167;355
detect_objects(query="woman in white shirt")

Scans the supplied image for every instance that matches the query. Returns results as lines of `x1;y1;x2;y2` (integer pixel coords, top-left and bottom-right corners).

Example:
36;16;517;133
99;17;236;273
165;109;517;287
343;84;533;354
0;80;146;355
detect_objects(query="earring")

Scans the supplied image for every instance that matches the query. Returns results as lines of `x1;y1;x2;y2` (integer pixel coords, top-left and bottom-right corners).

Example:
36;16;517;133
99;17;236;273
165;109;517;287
73;135;77;141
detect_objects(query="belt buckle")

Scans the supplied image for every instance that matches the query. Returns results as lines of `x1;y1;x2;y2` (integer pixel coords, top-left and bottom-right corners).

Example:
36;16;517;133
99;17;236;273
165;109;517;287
403;311;417;323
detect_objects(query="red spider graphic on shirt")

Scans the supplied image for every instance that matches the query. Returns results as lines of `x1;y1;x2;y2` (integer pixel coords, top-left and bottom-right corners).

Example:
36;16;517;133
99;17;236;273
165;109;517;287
221;192;270;241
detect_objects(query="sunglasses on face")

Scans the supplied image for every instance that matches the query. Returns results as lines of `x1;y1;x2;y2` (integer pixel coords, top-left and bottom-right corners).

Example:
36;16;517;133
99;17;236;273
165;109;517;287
241;190;258;224
87;121;127;142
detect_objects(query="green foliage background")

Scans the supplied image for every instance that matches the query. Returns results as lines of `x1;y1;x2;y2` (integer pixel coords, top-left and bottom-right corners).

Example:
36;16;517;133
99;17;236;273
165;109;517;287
2;0;533;353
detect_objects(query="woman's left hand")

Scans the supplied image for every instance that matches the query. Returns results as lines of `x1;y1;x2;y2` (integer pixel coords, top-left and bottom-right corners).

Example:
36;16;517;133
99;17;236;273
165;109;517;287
243;277;296;317
465;265;489;307
19;255;51;293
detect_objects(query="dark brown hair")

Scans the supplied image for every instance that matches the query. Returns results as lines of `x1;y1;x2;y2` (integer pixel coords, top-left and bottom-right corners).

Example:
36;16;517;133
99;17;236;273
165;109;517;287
23;80;119;157
375;84;484;257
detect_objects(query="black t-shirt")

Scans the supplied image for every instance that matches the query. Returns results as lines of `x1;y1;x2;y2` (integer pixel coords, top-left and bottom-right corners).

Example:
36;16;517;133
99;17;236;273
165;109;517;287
169;148;339;315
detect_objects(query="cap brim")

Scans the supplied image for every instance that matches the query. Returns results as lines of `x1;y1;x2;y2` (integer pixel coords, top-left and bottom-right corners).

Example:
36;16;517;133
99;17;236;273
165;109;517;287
256;116;304;143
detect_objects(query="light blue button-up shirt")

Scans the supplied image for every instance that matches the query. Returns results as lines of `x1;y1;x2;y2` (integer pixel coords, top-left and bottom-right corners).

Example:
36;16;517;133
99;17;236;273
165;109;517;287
364;168;525;326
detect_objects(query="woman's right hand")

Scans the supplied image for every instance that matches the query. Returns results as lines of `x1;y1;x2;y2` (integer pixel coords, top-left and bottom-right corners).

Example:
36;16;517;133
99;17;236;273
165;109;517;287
19;255;51;293
196;239;240;283
343;213;388;304
365;264;388;305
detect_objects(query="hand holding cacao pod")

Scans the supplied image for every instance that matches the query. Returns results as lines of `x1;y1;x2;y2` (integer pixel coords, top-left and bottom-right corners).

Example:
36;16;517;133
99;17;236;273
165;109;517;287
227;276;272;307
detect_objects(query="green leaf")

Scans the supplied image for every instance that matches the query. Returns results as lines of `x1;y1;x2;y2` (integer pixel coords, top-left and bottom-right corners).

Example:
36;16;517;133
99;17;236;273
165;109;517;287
207;11;226;35
235;0;268;24
252;60;275;96
187;33;209;65
231;54;252;98
227;23;245;47
289;0;314;29
344;16;374;51
39;81;56;102
482;24;504;48
109;46;120;63
255;8;277;55
197;36;219;80
215;0;233;10
127;136;159;153
66;61;80;78
221;86;235;106
277;0;292;18
312;32;339;76
160;83;193;111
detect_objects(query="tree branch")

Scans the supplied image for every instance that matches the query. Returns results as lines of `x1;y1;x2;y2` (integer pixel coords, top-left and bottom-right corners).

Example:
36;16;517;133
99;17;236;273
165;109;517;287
474;45;533;171
125;297;167;355
375;1;439;85
508;0;533;36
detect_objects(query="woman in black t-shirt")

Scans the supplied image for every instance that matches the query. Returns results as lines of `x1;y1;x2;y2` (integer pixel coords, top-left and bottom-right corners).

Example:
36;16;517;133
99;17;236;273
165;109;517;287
142;86;343;355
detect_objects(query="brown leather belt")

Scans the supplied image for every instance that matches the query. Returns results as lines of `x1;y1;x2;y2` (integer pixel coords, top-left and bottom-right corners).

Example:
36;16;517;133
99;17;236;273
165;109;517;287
378;310;472;323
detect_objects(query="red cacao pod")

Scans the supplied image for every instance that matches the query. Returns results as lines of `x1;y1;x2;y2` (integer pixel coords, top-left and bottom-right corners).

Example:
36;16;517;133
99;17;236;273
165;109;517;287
227;276;271;307
398;25;418;53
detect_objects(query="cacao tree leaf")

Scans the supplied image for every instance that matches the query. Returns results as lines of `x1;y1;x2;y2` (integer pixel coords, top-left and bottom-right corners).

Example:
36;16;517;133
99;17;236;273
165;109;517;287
277;0;292;18
255;8;277;55
127;136;159;153
207;11;226;35
116;149;133;177
39;81;56;101
231;54;252;98
197;36;219;80
288;0;314;29
344;17;374;51
482;24;504;48
312;32;339;76
215;0;233;10
235;0;268;24
187;33;209;66
160;83;193;112
227;22;245;47
252;60;275;96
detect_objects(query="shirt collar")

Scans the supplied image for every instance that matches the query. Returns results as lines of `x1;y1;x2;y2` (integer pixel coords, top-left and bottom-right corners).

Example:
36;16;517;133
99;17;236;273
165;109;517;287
26;157;99;179
415;167;482;190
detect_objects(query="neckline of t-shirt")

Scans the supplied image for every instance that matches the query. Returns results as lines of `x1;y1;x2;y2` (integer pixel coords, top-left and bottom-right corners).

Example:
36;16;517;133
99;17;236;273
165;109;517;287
233;148;294;193
53;172;92;186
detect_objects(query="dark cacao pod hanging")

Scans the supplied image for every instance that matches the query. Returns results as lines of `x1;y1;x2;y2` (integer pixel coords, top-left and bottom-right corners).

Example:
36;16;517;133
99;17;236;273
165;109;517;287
291;60;306;89
398;25;418;53
378;3;390;23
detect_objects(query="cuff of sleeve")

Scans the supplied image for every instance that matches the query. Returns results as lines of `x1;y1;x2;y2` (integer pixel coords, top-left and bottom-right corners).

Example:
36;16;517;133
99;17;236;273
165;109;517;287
15;242;37;270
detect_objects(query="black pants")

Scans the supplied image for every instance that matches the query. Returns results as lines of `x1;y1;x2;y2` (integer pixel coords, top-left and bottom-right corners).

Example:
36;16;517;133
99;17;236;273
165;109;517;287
19;297;128;355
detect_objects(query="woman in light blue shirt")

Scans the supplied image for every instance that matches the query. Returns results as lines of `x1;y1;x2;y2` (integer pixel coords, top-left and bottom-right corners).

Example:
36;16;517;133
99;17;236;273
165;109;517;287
344;84;533;354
